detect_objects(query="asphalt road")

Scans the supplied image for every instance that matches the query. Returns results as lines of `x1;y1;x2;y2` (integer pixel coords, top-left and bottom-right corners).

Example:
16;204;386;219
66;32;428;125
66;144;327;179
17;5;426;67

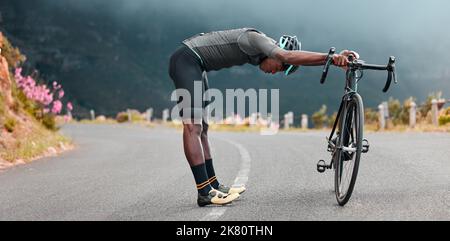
0;124;449;220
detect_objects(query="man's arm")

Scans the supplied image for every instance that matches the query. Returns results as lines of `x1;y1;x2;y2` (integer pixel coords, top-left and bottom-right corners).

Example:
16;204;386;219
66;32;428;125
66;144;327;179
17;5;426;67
244;31;359;67
274;49;358;67
274;50;327;66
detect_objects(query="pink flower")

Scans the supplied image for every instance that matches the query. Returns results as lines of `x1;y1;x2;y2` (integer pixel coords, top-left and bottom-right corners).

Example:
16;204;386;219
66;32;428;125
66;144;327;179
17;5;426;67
15;68;22;77
58;89;65;99
64;115;71;122
44;95;53;106
24;76;32;86
15;68;71;117
51;100;62;114
15;68;25;84
53;81;61;90
67;102;73;111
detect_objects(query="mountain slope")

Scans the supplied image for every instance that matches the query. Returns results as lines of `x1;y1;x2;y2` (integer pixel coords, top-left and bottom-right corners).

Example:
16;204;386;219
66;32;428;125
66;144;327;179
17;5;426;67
0;32;69;166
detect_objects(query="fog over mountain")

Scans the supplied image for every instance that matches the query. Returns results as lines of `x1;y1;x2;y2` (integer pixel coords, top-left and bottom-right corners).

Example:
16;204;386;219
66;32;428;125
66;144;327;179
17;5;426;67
1;0;449;118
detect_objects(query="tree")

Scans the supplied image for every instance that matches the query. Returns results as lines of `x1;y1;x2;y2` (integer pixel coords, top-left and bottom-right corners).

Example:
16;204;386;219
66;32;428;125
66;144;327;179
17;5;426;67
312;105;328;129
419;92;442;121
0;32;26;68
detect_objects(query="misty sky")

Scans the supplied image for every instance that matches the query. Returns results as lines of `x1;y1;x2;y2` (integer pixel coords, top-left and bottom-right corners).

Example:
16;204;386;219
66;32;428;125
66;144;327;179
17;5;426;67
67;0;450;96
2;0;449;116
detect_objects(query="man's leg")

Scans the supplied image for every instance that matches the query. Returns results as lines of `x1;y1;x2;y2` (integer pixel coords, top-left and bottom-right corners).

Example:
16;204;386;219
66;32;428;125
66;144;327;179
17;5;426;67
169;46;215;199
199;72;245;195
183;123;206;166
169;45;239;206
201;121;221;189
201;123;245;195
200;72;221;189
183;122;212;196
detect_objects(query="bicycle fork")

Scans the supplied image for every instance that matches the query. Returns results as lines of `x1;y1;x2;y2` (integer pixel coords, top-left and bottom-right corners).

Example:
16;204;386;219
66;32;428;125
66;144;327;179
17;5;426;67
316;97;370;173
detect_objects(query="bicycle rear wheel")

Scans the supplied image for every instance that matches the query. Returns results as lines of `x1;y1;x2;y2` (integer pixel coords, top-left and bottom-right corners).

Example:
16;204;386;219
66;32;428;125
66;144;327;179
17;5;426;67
334;93;364;206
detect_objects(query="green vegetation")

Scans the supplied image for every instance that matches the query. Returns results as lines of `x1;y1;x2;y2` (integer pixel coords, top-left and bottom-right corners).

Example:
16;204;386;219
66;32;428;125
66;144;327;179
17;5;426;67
2;126;70;162
9;70;58;131
1;33;71;163
439;115;450;126
78;118;118;125
439;107;450;126
386;93;447;128
311;105;328;128
116;112;128;123
327;112;337;128
4;118;16;132
387;97;415;126
1;34;26;68
209;124;261;133
418;92;442;121
364;107;378;125
41;113;57;130
0;94;4;116
305;93;448;131
116;110;145;123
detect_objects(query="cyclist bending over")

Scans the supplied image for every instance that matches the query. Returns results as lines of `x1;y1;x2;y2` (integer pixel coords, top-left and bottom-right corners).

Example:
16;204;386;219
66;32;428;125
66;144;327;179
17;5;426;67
168;28;359;207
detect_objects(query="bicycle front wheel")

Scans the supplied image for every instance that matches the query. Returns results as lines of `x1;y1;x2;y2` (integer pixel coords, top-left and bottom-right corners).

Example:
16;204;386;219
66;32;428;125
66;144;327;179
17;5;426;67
334;93;364;206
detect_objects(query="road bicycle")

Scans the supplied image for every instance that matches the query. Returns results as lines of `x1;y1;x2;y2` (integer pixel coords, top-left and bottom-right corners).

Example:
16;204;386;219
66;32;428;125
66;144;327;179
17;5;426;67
316;48;397;206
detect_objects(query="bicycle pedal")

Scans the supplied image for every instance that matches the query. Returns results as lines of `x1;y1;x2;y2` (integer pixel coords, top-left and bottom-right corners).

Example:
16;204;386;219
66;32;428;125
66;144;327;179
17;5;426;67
317;160;329;173
362;139;370;153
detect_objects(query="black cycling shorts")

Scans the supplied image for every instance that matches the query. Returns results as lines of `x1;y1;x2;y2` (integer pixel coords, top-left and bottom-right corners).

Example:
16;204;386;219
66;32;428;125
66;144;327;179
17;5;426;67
169;45;209;123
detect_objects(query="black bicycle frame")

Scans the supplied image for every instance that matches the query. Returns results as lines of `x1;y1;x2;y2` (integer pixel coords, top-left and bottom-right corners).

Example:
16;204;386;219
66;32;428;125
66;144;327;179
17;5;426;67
320;50;396;171
327;68;360;157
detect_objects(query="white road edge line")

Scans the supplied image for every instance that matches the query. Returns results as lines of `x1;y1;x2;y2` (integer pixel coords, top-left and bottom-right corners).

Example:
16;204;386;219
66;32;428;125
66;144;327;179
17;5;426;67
200;137;251;221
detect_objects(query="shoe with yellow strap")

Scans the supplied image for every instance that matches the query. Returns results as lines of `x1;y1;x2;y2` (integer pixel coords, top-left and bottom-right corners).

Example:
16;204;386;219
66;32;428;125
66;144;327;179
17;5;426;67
217;184;246;195
197;189;240;207
207;176;246;195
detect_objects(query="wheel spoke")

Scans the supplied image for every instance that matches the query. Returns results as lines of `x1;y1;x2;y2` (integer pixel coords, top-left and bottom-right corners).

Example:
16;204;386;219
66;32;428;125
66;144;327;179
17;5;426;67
350;107;355;143
340;159;351;195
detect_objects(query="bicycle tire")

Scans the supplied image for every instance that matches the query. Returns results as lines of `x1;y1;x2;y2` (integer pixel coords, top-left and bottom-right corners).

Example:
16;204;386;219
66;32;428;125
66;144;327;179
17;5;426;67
334;93;364;206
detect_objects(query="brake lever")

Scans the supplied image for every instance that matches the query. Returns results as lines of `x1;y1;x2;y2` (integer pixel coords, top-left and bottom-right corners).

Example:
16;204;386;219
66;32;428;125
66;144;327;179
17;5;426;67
320;47;336;84
382;56;397;92
383;71;392;93
389;56;397;84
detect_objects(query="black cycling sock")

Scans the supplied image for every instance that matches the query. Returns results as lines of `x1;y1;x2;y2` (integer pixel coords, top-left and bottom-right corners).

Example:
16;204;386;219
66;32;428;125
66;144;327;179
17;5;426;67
205;159;220;189
191;163;212;196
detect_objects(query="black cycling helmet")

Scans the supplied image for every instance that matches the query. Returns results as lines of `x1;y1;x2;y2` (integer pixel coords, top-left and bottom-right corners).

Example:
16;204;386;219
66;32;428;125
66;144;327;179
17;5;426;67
278;35;301;75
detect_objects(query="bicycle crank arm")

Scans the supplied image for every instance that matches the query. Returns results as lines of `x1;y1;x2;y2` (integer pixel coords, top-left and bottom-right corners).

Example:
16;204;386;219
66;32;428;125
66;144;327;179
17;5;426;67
326;136;337;153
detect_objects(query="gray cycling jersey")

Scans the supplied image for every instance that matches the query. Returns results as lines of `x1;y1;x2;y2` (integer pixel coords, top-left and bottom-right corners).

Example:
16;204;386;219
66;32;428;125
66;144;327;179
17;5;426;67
182;28;281;71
